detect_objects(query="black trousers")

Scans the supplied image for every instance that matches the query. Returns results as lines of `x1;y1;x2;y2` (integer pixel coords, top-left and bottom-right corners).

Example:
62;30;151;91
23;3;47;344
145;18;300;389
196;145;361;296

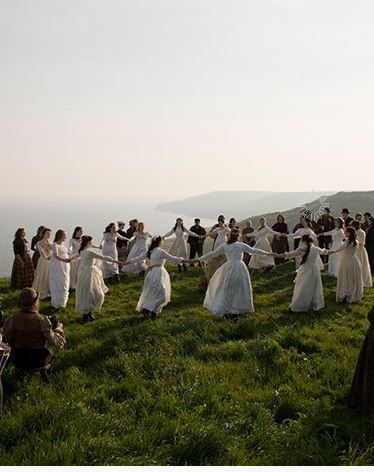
189;245;204;260
11;348;53;370
319;235;332;262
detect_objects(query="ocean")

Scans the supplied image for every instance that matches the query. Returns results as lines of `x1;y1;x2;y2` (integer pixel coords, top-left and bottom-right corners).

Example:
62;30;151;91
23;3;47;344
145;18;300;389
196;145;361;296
0;200;217;277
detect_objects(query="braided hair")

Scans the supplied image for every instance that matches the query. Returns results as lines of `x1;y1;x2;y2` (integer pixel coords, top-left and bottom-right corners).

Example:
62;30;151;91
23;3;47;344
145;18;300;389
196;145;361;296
300;234;313;265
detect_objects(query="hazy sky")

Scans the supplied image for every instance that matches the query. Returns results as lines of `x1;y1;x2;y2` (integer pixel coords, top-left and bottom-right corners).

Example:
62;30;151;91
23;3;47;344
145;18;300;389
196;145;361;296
1;0;373;204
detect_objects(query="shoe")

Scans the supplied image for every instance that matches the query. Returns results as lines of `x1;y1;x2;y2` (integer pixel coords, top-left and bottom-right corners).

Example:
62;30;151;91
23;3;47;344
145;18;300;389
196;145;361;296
82;314;90;324
182;264;187;272
142;309;151;318
178;265;182;272
150;311;157;320
88;312;95;321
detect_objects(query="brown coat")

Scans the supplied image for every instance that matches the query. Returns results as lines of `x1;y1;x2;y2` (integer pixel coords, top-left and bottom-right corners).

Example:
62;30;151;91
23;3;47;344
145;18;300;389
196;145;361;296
3;310;65;350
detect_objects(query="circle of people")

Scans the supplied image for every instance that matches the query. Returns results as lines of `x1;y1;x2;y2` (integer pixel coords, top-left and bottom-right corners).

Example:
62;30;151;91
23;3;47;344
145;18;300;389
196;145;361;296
9;208;374;323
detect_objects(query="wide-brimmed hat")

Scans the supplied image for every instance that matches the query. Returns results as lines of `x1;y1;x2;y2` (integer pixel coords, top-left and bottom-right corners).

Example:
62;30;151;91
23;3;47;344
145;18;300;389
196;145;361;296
19;288;39;307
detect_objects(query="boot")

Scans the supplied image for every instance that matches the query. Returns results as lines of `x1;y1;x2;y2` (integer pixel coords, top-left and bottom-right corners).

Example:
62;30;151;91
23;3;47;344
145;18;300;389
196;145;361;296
182;263;187;272
82;314;90;324
178;264;182;272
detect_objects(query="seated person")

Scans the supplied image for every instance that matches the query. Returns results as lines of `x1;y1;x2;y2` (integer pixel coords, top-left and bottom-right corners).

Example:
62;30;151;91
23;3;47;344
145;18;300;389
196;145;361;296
3;288;65;370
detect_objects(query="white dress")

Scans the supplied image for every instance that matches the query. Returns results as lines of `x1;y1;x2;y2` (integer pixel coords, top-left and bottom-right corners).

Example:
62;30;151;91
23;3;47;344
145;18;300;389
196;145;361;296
211;227;231;249
100;233;127;278
32;240;52;299
285;245;328;312
248;226;281;269
163;226;199;259
75;249;114;315
356;228;373;288
334;241;364;303
199;242;271;317
287;227;320;269
69;238;81;289
323;228;345;277
49;242;70;309
130;248;183;314
122;232;152;274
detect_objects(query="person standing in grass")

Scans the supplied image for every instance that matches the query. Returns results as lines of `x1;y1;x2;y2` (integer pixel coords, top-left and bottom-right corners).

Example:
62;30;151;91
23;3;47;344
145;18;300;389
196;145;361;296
32;227;53;299
123;236;184;319
271;214;289;260
318;217;345;277
195;229;273;318
187;218;206;267
122;222;152;275
49;230;71;310
276;234;329;313
352;221;373;288
330;227;364;304
349;304;374;415
31;225;45;269
366;217;374;274
248;217;283;271
10;228;35;290
205;217;231;279
69;226;83;290
75;235;121;324
163;218;202;272
100;223;129;281
287;217;320;269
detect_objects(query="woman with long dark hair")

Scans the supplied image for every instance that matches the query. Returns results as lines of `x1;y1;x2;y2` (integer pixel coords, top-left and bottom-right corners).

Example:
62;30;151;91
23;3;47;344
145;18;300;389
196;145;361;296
277;234;328;312
32;227;53;299
123;236;185;319
69;226;83;289
100;223;129;280
331;227;364;303
31;225;45;269
318;217;345;277
163;218;201;272
75;235;121;323
49;230;71;310
10;228;35;289
195;229;273;318
271;214;289;257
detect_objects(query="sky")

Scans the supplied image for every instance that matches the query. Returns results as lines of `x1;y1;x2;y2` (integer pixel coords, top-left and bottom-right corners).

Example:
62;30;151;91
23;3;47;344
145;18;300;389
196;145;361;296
1;0;373;205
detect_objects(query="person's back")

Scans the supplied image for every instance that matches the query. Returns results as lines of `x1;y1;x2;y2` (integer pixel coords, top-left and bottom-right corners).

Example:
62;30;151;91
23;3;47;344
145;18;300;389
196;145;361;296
3;288;65;370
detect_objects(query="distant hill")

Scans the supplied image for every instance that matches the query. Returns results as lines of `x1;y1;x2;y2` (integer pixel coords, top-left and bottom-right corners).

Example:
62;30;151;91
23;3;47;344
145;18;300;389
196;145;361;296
240;190;374;229
156;190;334;220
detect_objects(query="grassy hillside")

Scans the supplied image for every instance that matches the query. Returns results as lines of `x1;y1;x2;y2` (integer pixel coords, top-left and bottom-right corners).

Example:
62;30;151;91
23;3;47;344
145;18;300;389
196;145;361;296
1;264;374;466
243;190;374;229
156;190;333;220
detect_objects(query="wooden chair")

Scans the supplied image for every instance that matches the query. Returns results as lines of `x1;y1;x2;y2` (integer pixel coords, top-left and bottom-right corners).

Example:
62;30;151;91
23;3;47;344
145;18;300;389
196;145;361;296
0;346;11;416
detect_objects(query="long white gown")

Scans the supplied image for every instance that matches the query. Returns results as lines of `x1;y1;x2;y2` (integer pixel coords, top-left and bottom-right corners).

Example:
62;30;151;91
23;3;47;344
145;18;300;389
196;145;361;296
130;248;183;314
100;232;128;278
285;245;328;312
122;232;152;274
334;241;364;303
356;228;373;288
323;228;345;277
163;226;199;259
49;242;70;309
32;239;52;299
199;242;271;317
69;238;81;289
248;226;281;269
75;249;114;315
287;227;320;269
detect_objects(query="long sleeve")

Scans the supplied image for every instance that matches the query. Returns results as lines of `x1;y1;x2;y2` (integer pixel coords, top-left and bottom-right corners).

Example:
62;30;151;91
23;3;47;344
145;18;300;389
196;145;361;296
236;242;271;256
158;249;183;264
184;228;200;238
284;247;306;259
163;228;175;239
199;244;225;262
265;226;282;236
128;250;148;264
322;229;335;237
40;317;66;349
89;250;116;262
37;241;49;260
331;241;349;254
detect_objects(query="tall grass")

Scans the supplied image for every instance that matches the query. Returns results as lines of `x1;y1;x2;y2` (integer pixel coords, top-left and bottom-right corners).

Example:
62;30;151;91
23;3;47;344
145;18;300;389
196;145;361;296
0;262;373;465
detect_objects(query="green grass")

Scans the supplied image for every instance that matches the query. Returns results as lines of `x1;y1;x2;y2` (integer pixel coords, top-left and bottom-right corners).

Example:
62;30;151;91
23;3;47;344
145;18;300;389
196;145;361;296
1;262;374;466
